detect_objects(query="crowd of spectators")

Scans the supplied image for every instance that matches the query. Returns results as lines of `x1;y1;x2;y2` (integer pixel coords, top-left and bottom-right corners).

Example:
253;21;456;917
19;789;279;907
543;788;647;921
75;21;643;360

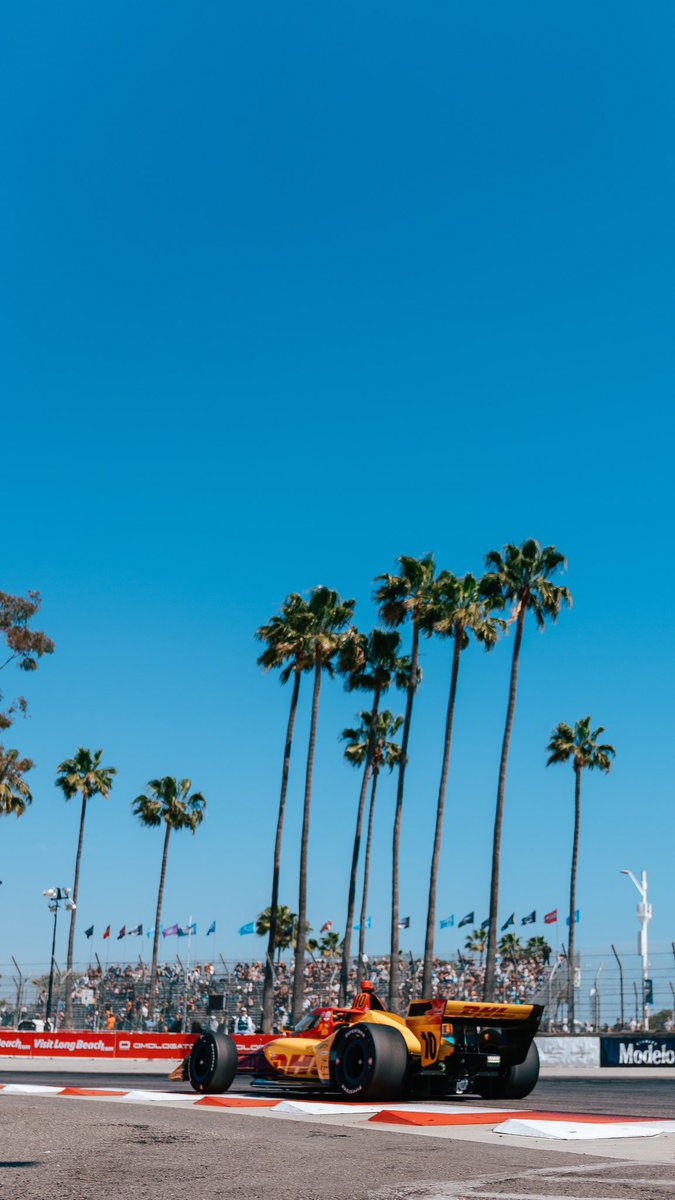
6;948;550;1031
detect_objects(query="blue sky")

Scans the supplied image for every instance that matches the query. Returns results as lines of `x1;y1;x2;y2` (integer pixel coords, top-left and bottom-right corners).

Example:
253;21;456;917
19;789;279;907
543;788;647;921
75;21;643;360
2;3;674;998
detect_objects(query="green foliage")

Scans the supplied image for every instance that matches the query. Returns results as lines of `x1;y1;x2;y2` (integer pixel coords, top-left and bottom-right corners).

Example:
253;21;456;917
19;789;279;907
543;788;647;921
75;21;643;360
0;747;33;817
481;539;572;630
132;776;206;833
0;589;55;735
256;905;297;950
546;717;616;773
341;710;403;773
56;748;117;804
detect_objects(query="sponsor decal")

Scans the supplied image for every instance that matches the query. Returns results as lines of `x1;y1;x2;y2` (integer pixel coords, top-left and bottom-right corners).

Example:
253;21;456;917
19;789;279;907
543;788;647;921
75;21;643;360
600;1036;675;1068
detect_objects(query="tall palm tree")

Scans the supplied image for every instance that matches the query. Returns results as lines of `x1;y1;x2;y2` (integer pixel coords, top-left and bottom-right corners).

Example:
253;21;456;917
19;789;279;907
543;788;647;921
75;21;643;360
480;540;571;1000
341;709;403;974
290;586;355;1024
0;747;33;816
336;629;408;1003
56;748;117;1027
256;904;297;963
464;928;488;966
256;593;315;1031
546;716;615;1027
132;776;206;1014
375;554;436;1010
419;572;503;996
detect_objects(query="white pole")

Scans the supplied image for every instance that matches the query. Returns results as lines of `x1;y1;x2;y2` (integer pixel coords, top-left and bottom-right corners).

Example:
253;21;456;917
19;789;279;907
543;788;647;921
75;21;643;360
620;869;652;1031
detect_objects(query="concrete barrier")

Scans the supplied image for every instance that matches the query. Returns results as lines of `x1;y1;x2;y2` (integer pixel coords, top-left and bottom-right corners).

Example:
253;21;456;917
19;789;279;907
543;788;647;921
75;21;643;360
535;1036;599;1067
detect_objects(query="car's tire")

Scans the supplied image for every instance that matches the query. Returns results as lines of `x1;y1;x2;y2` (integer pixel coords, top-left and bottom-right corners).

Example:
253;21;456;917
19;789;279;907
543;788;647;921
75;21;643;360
475;1041;540;1100
187;1031;238;1094
331;1022;409;1101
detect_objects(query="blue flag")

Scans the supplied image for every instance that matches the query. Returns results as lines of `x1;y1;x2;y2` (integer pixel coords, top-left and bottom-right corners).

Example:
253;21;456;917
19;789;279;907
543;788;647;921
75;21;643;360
481;918;490;930
207;920;216;935
239;921;255;935
566;909;580;926
458;912;474;928
440;915;455;929
501;913;515;931
354;916;372;930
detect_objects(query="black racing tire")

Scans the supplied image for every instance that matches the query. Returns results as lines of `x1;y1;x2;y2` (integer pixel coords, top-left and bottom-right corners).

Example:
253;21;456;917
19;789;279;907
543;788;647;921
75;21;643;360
331;1022;409;1101
187;1031;238;1094
475;1040;540;1100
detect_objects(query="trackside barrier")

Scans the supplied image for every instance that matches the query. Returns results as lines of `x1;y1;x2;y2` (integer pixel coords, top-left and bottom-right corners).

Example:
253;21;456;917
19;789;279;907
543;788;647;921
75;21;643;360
600;1035;675;1067
0;1032;276;1060
535;1036;599;1067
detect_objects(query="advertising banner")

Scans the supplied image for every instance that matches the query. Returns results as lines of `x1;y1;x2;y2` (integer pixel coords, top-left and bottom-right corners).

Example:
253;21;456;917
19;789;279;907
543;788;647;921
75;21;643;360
0;1030;279;1060
600;1035;675;1067
0;1033;33;1056
31;1033;118;1057
115;1034;196;1059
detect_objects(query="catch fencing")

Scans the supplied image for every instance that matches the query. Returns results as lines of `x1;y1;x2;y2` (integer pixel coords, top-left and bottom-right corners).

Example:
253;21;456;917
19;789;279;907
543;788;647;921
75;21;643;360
0;948;673;1033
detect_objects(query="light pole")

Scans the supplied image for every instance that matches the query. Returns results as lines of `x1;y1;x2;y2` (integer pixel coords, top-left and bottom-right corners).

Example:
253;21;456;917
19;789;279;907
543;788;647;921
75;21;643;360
43;887;75;1030
620;869;652;1031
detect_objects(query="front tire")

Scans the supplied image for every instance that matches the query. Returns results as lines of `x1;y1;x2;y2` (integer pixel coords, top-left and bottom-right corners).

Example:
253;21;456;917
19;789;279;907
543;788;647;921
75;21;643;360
331;1023;409;1101
187;1031;238;1094
475;1041;539;1100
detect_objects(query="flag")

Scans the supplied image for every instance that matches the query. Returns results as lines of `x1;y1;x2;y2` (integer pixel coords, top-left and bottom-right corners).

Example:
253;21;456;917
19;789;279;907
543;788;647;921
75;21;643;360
458;912;474;928
440;915;455;929
178;922;197;937
481;918;490;930
239;922;255;935
544;909;558;924
117;926;126;940
103;925;110;940
398;916;410;929
320;921;333;933
521;911;536;925
501;913;515;931
207;920;216;936
146;926;155;938
128;924;143;937
566;909;580;926
354;917;372;931
84;925;94;939
163;924;179;937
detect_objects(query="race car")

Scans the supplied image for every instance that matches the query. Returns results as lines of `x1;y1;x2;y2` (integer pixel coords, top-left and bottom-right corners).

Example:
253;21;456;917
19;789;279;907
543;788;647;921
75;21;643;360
183;981;543;1101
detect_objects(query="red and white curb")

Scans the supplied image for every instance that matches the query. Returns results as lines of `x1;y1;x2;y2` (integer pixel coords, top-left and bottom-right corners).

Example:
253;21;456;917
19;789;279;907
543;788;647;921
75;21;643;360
2;1084;674;1141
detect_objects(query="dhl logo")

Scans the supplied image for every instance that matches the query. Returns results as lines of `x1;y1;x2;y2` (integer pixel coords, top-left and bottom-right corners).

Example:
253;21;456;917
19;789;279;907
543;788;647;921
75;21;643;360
452;1004;525;1017
268;1052;315;1076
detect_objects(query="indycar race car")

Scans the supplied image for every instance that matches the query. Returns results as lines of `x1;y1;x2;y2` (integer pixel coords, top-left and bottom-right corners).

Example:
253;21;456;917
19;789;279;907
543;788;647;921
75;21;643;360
182;981;543;1101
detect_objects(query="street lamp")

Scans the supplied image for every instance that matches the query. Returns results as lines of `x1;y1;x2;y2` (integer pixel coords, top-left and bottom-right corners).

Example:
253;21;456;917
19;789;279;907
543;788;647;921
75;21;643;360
620;869;652;1031
43;887;75;1030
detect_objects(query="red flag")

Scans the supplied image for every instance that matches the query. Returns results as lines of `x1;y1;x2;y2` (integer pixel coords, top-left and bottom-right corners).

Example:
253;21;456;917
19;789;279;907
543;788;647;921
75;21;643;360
544;909;558;924
103;925;111;939
320;921;333;933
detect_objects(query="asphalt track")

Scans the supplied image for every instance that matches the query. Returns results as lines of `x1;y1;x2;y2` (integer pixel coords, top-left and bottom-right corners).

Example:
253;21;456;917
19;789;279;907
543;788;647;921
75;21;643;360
2;1073;674;1200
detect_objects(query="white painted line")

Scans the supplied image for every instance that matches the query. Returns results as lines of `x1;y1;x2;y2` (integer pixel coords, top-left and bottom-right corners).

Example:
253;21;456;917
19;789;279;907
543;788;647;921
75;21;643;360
1;1084;64;1095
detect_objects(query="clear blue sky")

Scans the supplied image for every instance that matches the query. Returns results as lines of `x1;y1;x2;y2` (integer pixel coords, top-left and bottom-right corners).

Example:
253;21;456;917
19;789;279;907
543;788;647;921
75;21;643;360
2;3;673;992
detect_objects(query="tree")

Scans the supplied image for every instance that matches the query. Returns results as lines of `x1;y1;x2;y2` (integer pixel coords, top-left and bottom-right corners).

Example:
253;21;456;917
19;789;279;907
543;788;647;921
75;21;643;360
499;932;523;957
526;936;552;964
256;593;315;1031
480;540;572;1000
546;716;615;1026
419;572;503;996
0;589;54;738
341;709;403;974
336;628;409;1003
56;748;117;1026
375;554;436;1009
132;776;206;1014
0;747;33;817
256;905;297;961
464;928;488;966
290;587;355;1024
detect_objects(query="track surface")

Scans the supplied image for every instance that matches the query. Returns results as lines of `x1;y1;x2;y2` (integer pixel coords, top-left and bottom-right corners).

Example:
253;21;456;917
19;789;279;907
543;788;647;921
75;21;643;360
2;1069;673;1117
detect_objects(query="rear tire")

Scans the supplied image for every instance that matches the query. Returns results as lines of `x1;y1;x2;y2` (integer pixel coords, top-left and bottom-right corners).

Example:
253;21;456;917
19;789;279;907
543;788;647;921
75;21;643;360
475;1041;539;1100
187;1031;238;1094
331;1023;408;1101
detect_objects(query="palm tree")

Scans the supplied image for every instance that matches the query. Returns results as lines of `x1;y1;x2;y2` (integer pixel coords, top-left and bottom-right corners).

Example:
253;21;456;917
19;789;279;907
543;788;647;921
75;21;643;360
420;572;503;996
256;904;297;963
499;932;523;957
256;593;315;1031
336;629;408;1003
290;586;355;1024
480;540;572;1000
464;928;488;966
0;747;33;817
375;554;436;1009
546;716;615;1027
132;776;206;1014
526;935;552;964
341;709;403;974
56;748;117;1027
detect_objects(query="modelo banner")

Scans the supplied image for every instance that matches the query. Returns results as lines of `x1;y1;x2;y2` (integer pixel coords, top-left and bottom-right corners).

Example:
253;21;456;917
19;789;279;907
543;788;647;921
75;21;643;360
0;1031;277;1060
601;1035;675;1067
